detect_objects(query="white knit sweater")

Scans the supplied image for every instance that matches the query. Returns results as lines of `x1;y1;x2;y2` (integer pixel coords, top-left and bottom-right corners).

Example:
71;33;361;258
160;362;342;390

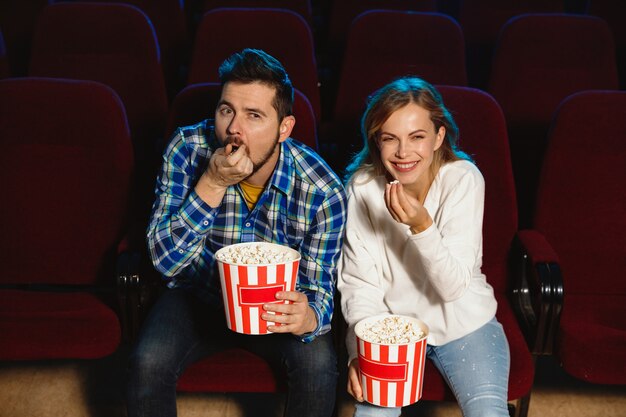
338;160;497;361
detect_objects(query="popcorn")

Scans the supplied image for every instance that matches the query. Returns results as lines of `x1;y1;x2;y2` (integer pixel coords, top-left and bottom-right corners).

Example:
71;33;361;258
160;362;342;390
359;315;425;344
389;180;400;185
215;243;296;265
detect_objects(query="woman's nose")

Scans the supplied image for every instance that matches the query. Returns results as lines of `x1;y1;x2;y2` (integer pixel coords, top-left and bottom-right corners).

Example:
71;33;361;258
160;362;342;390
395;141;407;158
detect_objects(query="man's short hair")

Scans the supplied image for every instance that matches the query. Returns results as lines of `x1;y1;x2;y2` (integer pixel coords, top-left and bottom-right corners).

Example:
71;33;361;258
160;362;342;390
219;48;294;121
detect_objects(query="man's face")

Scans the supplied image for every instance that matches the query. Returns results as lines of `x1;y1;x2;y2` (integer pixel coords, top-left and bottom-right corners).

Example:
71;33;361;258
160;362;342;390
215;81;292;179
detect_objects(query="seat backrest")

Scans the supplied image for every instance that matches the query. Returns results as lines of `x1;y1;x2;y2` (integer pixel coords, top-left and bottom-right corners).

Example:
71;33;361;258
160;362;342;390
488;13;619;127
0;0;51;76
587;0;626;49
459;0;564;45
0;77;134;285
333;10;467;149
0;29;9;79
187;7;321;121
202;0;313;26
533;90;626;296
436;86;517;294
587;0;626;89
77;0;190;98
29;2;168;163
488;13;619;228
458;0;564;88
166;82;318;150
328;0;437;50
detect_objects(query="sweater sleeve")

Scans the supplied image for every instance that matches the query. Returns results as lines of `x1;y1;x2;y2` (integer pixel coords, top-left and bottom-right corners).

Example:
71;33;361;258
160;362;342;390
406;165;485;302
337;181;388;362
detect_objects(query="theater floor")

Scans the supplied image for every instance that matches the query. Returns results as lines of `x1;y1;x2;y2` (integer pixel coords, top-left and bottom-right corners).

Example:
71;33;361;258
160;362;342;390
1;349;625;417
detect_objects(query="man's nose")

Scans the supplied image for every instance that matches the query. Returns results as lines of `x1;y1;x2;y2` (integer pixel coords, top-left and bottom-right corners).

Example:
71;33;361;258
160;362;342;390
226;113;242;135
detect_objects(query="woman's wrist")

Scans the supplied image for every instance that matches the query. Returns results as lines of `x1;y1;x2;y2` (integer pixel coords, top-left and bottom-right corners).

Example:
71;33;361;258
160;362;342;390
409;216;433;234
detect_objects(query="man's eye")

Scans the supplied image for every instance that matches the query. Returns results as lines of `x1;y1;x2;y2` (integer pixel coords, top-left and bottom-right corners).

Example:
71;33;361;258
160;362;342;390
219;107;232;115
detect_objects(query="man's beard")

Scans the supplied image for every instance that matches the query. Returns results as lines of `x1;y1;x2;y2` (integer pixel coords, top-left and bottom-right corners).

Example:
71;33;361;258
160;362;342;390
252;132;281;174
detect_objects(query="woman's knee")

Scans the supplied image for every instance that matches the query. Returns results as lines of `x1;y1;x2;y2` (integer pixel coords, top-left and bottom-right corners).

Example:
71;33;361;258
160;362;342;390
460;392;510;417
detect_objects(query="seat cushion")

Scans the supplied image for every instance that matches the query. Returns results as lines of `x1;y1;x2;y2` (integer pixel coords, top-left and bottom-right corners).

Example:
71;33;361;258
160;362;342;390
0;289;121;360
558;294;626;384
177;348;284;393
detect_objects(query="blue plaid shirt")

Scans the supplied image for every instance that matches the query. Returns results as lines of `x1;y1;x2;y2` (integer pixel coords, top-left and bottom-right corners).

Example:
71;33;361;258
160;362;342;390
147;120;347;342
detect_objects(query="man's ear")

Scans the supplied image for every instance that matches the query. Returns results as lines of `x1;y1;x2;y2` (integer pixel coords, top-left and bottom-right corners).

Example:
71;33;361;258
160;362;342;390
278;115;296;142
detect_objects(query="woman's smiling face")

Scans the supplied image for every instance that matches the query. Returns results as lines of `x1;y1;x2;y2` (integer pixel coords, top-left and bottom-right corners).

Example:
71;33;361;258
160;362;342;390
376;103;445;197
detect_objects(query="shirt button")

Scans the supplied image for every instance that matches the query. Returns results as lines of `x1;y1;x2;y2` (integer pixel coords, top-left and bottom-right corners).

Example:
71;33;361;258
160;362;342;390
203;220;209;226
178;249;184;254
245;222;251;227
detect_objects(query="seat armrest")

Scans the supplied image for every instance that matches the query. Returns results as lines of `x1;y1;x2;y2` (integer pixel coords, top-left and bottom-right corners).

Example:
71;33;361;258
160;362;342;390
117;249;140;342
511;230;564;356
117;245;162;342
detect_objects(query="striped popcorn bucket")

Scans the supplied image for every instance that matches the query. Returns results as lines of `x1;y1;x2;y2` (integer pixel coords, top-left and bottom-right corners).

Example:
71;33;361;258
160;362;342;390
355;315;429;407
216;242;300;335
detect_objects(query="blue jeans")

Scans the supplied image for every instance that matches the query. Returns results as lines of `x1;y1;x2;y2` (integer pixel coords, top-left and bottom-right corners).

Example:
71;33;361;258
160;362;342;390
126;288;338;417
354;317;510;417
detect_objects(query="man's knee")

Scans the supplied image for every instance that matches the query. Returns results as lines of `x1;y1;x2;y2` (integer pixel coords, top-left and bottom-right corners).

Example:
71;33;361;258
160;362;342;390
285;334;338;385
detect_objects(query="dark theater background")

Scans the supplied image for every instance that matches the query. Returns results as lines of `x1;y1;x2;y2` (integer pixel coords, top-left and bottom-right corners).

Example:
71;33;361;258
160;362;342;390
1;1;625;416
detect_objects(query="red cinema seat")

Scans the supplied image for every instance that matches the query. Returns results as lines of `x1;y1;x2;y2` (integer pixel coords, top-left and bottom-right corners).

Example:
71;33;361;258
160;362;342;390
331;10;467;153
522;90;626;385
188;7;321;122
488;13;619;227
0;77;134;360
458;0;564;88
426;86;535;416
29;2;169;223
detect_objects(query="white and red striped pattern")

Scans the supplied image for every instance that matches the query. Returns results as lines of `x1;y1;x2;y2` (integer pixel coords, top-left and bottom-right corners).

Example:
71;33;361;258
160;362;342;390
218;258;299;334
356;315;428;407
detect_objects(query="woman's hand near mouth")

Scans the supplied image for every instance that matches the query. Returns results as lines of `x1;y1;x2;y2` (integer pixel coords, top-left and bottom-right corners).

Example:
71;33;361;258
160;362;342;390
384;181;433;234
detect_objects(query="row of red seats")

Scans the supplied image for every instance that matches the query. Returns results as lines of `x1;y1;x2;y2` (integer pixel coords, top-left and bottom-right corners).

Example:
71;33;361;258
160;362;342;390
3;5;620;148
1;0;624;94
8;1;618;229
2;76;624;415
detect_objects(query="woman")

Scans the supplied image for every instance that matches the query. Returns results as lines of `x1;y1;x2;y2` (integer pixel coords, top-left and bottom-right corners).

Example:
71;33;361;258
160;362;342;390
338;77;510;417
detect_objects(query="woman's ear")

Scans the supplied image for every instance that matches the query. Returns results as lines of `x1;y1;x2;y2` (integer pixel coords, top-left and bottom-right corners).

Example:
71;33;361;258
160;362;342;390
278;115;296;142
434;126;445;151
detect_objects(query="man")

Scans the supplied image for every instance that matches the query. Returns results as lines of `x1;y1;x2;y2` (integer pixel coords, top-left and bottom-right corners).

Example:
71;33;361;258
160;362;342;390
126;49;347;417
